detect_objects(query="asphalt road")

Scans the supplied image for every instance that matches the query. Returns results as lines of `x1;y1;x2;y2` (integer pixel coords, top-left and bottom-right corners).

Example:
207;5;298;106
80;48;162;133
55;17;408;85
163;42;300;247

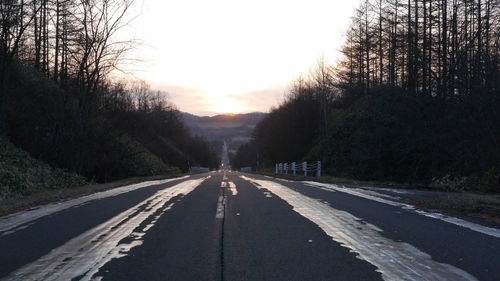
0;171;499;281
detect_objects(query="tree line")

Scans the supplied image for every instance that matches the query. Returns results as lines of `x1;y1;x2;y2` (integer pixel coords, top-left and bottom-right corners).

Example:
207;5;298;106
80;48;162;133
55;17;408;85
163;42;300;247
337;0;498;98
1;0;219;181
1;0;135;110
233;0;499;189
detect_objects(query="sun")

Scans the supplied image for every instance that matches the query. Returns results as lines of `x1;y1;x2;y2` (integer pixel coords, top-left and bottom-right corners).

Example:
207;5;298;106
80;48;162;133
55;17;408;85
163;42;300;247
210;97;245;114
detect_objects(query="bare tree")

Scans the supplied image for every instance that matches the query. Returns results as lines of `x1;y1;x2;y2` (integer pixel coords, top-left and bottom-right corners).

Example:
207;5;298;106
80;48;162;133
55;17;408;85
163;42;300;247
335;0;498;99
71;0;135;112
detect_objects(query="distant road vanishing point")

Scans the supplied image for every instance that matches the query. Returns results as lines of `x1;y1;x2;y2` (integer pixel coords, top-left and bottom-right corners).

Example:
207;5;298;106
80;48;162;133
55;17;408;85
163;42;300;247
1;171;499;281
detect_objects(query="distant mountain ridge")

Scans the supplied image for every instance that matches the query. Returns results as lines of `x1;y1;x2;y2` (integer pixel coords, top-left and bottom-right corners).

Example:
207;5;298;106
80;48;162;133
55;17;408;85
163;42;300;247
179;111;266;154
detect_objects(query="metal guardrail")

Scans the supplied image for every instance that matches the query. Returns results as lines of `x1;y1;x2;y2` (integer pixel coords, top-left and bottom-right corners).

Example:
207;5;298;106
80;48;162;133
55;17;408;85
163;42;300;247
275;161;321;178
240;167;252;172
189;167;210;173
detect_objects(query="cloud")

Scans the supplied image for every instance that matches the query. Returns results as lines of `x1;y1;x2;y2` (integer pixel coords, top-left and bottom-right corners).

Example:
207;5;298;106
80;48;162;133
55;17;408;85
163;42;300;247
226;87;287;113
118;0;362;116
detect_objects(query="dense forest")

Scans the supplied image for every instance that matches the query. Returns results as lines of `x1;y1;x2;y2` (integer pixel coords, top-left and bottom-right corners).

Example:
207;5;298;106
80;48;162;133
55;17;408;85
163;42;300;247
0;0;219;187
233;0;499;189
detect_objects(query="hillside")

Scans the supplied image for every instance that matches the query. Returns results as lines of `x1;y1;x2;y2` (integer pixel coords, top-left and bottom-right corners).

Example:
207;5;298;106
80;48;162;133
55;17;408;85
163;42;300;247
0;62;216;186
179;112;266;154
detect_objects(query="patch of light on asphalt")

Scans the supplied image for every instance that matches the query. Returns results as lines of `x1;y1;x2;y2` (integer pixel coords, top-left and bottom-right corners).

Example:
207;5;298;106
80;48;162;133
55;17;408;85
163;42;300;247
350;188;401;199
228;182;238;196
363;186;414;194
2;176;209;281
241;175;478;281
302;181;500;239
0;176;189;236
263;191;273;198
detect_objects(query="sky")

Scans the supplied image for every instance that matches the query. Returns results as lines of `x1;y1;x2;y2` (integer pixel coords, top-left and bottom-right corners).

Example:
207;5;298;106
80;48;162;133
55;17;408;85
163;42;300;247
120;0;361;116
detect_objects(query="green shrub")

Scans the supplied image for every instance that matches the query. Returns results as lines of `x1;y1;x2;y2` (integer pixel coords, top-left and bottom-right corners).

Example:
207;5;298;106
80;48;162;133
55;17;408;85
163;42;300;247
0;136;87;200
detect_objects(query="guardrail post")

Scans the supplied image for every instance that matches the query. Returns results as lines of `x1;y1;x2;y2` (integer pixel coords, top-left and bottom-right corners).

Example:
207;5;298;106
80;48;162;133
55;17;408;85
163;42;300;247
302;161;307;177
291;162;296;176
284;163;288;175
317;161;321;178
275;163;278;175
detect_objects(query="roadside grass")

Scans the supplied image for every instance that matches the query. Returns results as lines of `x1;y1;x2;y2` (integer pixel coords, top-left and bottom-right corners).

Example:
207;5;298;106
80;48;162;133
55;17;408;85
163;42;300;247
253;169;500;224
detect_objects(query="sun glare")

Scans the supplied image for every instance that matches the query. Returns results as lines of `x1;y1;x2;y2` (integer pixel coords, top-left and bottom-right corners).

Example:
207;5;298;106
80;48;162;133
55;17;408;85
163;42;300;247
210;97;245;114
119;0;362;115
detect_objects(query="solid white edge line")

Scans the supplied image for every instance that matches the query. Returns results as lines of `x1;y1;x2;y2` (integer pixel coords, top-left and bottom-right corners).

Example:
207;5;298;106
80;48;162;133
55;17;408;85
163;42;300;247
302;180;500;238
240;175;478;281
0;176;190;234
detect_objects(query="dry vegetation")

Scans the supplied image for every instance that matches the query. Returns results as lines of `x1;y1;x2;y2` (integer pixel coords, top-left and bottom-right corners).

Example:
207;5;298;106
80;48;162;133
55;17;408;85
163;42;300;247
414;194;500;224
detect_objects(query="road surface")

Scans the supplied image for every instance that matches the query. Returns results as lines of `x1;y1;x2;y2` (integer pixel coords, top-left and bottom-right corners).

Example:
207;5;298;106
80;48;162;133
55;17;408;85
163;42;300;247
0;171;499;281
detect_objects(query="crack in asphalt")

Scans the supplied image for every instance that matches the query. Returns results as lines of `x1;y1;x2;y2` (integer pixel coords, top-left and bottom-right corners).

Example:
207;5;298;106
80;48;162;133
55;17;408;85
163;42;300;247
219;174;228;281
